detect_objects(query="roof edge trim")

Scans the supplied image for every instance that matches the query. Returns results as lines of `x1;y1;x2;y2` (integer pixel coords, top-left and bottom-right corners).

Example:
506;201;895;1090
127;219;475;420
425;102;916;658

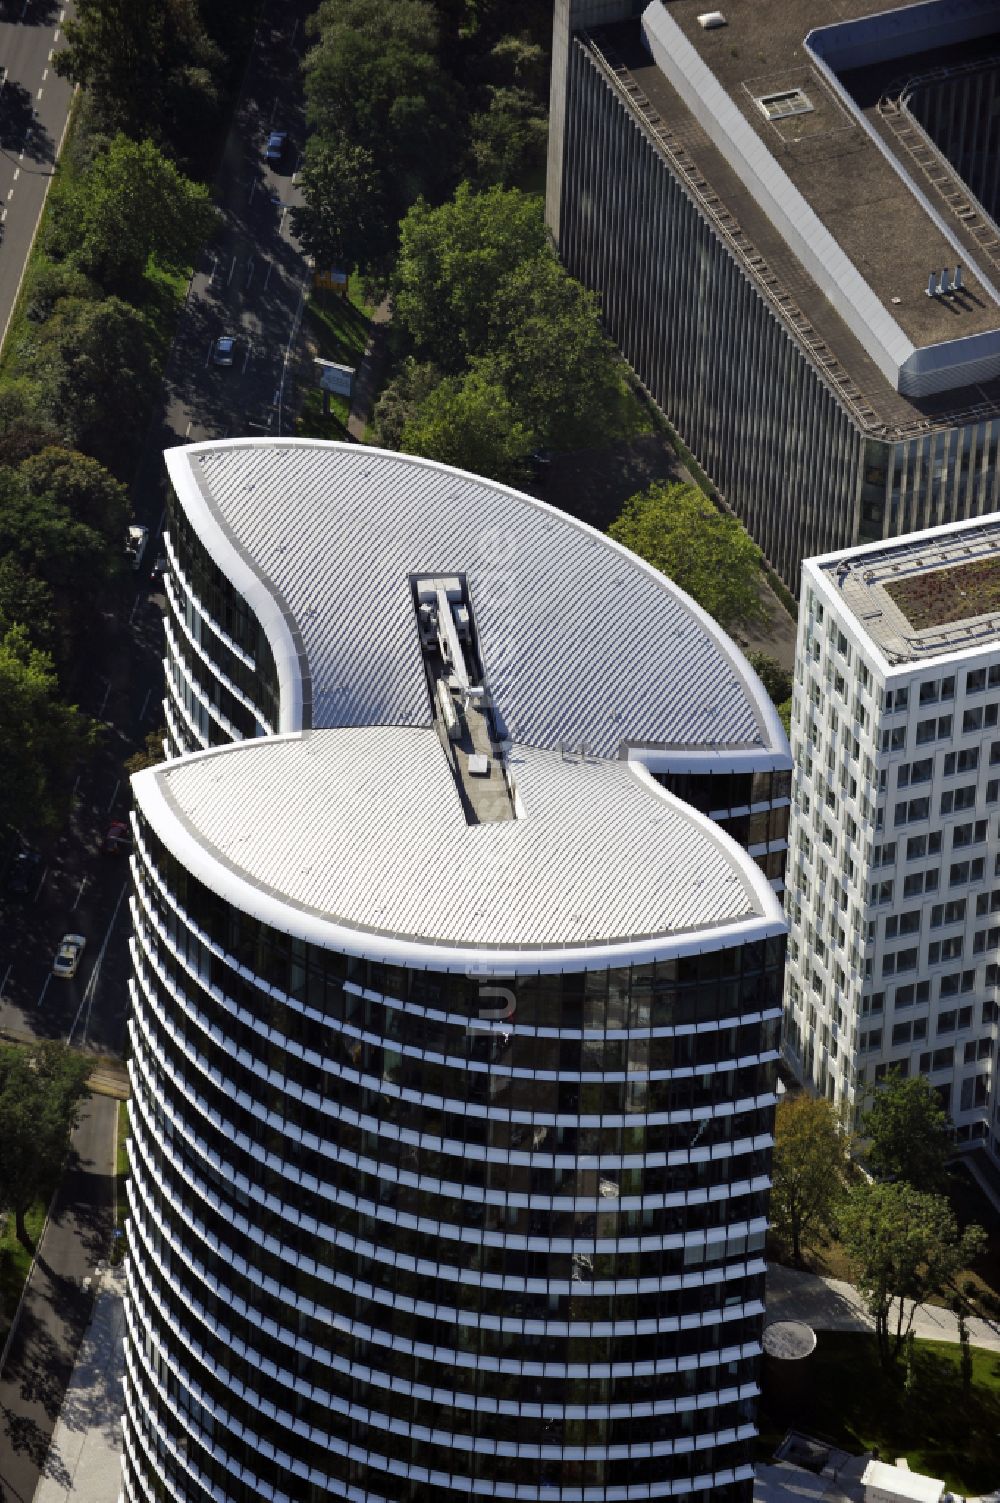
164;446;304;732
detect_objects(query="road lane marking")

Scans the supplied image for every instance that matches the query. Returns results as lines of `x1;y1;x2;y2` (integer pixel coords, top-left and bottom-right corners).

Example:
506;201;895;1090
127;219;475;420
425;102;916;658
264;261;273;290
33;867;47;903
66;880;128;1047
72;877;88;912
37;973;52;1008
42;69;48;82
36;87;44;100
12;169;19;182
0;963;12;998
227;254;236;285
185;419;192;436
245;256;255;287
242;342;252;373
6;190;13;201
140;687;152;721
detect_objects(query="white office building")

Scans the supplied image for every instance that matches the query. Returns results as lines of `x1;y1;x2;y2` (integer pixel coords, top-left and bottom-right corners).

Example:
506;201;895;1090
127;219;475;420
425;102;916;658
784;516;1000;1159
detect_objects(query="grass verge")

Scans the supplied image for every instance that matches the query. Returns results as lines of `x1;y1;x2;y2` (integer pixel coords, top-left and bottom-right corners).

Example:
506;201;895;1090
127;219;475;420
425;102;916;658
756;1331;1000;1494
296;275;378;440
0;1202;48;1354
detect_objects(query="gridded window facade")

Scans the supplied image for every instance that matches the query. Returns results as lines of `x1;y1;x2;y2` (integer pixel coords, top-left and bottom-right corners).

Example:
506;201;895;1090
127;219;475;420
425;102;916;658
123;817;784;1503
164;494;280;752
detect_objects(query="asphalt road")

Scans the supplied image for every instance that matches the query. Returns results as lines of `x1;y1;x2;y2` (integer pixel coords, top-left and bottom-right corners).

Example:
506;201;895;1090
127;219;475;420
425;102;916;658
0;1093;117;1503
0;0;75;350
0;0;314;1062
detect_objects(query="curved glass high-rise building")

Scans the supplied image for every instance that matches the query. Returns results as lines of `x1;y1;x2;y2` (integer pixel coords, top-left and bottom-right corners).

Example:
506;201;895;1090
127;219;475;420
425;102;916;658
124;440;789;1503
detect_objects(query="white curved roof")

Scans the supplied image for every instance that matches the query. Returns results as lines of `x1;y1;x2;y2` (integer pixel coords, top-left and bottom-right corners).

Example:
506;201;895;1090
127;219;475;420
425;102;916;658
165;440;785;759
138;728;783;968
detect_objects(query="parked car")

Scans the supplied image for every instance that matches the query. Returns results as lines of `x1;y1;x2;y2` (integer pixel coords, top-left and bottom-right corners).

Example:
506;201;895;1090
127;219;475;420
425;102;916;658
102;820;130;855
212;335;236;367
265;130;287;164
7;848;41;897
52;933;86;979
126;524;149;571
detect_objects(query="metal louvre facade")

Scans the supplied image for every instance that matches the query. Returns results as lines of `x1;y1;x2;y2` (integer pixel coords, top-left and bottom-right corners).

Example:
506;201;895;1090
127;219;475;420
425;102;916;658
122;816;785;1503
559;39;864;588
554;36;1000;591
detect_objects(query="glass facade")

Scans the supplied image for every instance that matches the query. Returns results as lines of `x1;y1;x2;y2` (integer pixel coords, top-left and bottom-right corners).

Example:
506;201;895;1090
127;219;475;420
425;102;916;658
163;493;280;753
654;770;791;888
123;814;784;1503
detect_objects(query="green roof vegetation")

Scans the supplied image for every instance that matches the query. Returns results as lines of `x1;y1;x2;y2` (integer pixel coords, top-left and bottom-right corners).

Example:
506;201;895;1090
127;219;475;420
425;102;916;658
884;555;1000;631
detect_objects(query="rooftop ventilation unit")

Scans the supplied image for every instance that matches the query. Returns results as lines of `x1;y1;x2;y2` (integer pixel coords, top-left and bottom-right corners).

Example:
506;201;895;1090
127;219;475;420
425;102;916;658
757;89;813;122
697;10;726;27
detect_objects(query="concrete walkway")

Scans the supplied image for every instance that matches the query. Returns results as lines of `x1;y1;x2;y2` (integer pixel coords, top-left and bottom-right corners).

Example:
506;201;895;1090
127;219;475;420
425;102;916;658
31;1264;125;1503
766;1261;1000;1350
0;1095;117;1503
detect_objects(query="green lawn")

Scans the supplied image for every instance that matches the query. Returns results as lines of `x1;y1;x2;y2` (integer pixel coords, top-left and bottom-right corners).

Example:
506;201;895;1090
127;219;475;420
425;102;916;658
756;1331;1000;1494
0;1202;48;1353
296;274;378;441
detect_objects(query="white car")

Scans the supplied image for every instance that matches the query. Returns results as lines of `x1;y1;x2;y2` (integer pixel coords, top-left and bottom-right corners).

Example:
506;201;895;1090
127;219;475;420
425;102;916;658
52;933;86;979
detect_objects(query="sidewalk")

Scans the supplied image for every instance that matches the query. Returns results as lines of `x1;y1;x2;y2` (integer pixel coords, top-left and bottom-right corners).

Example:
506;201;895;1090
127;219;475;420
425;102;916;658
766;1261;1000;1350
0;1095;117;1503
32;1264;125;1503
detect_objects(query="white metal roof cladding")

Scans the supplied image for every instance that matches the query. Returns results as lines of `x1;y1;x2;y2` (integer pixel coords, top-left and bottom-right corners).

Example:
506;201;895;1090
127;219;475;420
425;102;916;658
143;728;781;961
165;440;782;757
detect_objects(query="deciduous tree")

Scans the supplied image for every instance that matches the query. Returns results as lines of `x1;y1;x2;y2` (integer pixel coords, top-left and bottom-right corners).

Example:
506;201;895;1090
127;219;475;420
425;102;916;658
608;482;769;634
862;1069;954;1191
47;136;217;296
0;1042;91;1247
0;628;95;836
486;256;639;452
400;367;534;484
393;184;547;370
291;140;392;278
839;1180;986;1370
770;1094;846;1266
369;359;441;451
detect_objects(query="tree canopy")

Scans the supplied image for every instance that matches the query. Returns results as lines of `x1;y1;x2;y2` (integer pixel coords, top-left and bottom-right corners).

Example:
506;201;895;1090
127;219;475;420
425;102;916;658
0;627;95;835
0;1041;92;1245
393;184;547;370
839;1180;986;1369
486;255;639;452
608;482;768;634
54;0;225;164
20;295;160;476
770;1094;846;1266
47;135;217;296
304;0;458;229
862;1069;955;1191
291;140;392;277
400;366;534;484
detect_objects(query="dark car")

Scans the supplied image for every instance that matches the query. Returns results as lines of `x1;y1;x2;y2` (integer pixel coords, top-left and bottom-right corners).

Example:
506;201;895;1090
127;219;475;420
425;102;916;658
7;848;41;897
102;821;130;855
265;130;287;165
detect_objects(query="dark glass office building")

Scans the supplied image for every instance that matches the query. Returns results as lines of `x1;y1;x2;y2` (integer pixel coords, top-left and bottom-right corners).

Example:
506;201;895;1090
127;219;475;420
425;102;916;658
122;440;788;1503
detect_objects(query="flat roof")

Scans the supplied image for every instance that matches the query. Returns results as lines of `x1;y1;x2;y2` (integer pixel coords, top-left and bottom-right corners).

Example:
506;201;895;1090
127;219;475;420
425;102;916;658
861;1461;944;1503
585;1;1000;431
166;440;785;759
137;728;782;967
811;513;1000;665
